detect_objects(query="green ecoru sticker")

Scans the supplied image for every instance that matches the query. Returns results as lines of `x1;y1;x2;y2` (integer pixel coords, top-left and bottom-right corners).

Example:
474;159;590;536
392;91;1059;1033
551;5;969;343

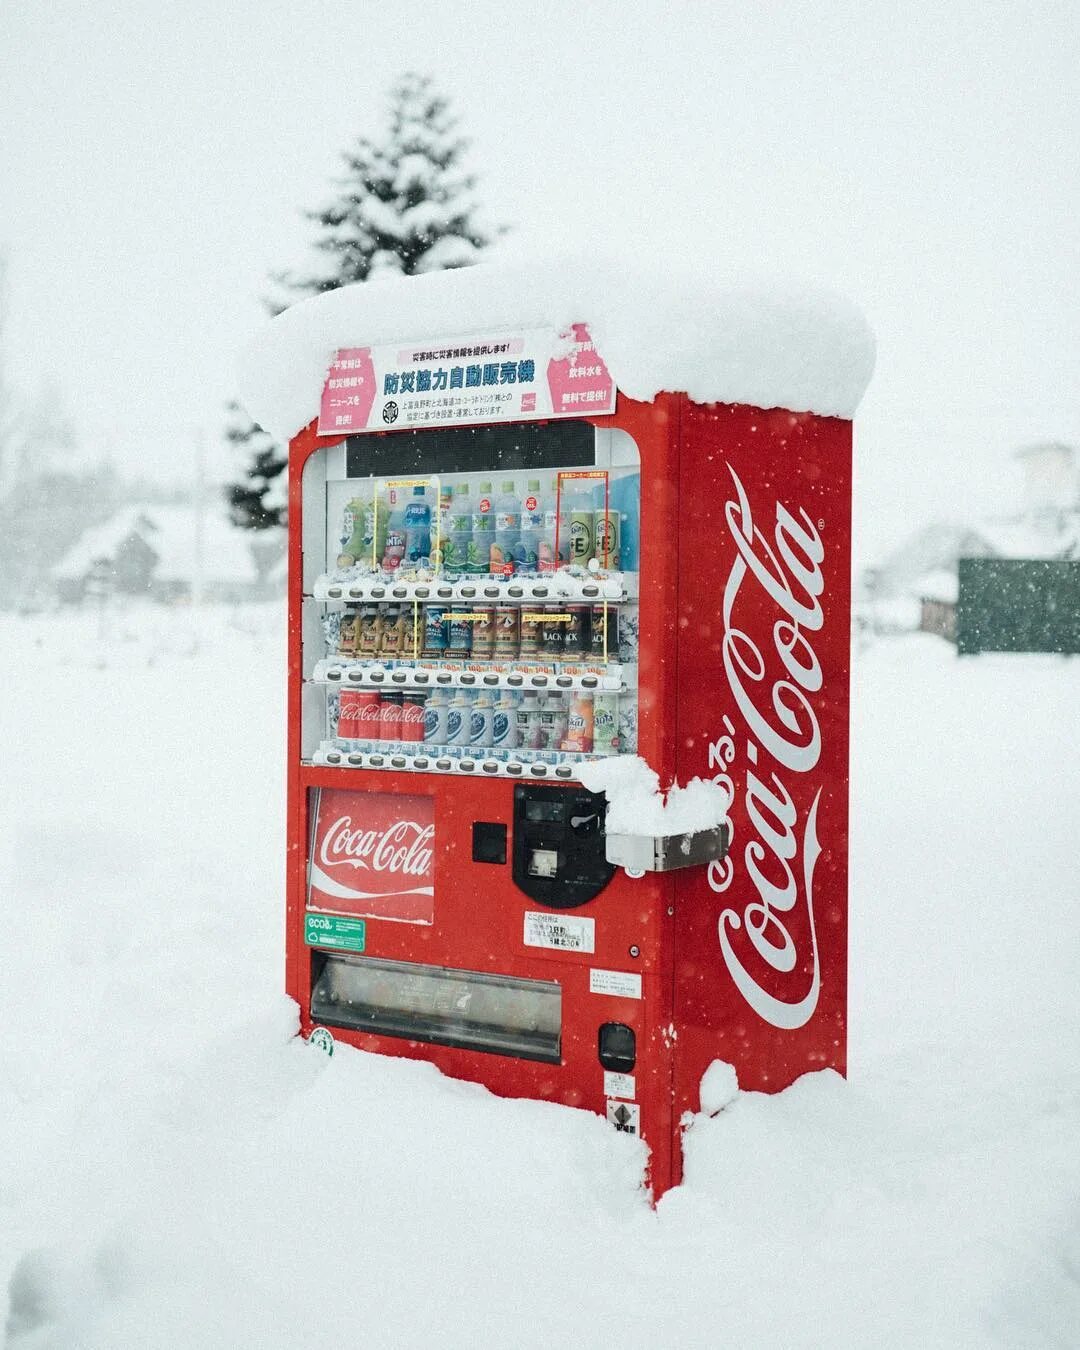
305;914;366;952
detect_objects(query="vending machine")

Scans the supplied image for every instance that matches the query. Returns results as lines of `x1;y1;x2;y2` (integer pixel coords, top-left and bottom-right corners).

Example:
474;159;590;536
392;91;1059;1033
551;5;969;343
270;301;863;1200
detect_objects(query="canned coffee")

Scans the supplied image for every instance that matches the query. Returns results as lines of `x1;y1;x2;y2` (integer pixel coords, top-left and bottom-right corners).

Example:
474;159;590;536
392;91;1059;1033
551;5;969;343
563;606;589;658
493;605;520;659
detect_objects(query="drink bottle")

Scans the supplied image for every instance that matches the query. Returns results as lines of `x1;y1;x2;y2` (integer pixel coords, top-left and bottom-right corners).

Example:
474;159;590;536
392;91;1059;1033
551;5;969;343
470;691;494;750
337;496;369;568
492;692;520;753
593;508;620;569
516;690;543;750
446;690;472;747
517;479;544;574
490;480;520;576
564;693;595;753
422;604;449;657
381;489;406;571
424;688;450;745
541;476;571;569
443;483;473;572
403;484;432;565
447;606;473;656
541;692;569;751
471;481;495;573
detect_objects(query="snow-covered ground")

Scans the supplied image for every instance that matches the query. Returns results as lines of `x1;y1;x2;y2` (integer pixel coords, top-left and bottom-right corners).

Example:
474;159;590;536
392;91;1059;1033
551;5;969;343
2;607;1078;1348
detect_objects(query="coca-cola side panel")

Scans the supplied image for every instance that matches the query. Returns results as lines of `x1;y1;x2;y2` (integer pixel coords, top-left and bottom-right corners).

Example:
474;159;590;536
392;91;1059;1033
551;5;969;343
672;401;852;1148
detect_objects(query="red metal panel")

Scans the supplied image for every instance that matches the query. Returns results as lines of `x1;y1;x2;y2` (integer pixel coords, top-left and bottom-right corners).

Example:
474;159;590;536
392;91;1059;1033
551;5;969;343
286;397;685;1196
670;401;852;1184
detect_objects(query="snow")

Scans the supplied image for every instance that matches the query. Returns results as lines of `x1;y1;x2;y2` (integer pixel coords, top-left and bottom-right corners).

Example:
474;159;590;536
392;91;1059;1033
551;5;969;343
577;754;731;836
698;1060;739;1115
237;257;876;444
3;614;1080;1348
52;505;261;585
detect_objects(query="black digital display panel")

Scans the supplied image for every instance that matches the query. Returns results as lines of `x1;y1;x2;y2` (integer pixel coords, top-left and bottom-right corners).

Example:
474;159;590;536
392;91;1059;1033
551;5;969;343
346;420;595;479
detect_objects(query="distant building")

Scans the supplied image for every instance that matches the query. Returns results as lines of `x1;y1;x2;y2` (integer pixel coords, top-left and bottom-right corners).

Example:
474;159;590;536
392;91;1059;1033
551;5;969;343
52;505;284;604
860;442;1079;643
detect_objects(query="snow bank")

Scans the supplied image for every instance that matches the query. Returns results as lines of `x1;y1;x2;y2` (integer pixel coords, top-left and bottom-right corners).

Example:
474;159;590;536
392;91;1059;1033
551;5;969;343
577;754;731;836
237;256;876;444
4;619;1080;1348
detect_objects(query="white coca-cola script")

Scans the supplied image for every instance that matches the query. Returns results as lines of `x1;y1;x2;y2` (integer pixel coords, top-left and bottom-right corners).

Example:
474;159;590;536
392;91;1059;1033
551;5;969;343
711;465;825;1030
319;816;434;879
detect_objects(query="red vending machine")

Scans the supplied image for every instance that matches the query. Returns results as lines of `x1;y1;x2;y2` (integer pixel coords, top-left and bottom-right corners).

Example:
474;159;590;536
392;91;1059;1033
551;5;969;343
264;282;869;1200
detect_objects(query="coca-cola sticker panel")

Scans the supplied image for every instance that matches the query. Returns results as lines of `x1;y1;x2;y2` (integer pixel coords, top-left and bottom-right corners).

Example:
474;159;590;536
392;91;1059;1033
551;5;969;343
308;788;435;925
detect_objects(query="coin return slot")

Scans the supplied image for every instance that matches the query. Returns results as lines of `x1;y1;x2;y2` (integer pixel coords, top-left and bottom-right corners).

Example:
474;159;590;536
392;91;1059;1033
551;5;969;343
528;847;559;878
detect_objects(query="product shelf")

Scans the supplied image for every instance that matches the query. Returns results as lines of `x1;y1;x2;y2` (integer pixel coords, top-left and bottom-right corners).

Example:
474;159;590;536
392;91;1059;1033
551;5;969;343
311;659;632;694
309;571;636;605
309;744;606;781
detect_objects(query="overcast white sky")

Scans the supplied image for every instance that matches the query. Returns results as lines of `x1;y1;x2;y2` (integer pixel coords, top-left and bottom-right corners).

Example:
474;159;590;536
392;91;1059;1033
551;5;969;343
2;0;1078;560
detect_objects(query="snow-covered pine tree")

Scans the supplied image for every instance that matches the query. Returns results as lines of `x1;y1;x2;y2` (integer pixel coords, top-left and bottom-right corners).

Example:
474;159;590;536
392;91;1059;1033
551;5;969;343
226;72;501;537
277;71;498;298
224;400;287;532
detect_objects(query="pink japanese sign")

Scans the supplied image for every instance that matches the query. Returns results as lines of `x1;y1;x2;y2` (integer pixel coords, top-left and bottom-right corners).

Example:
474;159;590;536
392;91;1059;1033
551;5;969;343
317;325;615;436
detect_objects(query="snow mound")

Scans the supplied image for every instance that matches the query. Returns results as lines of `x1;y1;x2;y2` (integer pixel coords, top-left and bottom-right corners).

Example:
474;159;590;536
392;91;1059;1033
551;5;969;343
237;256;876;443
577;754;731;836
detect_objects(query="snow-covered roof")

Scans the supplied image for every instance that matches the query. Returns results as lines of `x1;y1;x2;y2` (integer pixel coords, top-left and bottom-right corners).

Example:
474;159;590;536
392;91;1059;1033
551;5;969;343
975;514;1080;561
916;568;959;603
237;256;876;445
1012;440;1074;460
54;505;261;584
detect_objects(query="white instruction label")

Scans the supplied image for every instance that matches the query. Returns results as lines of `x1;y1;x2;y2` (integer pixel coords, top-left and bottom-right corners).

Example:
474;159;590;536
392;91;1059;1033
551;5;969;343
523;911;595;954
589;968;643;999
604;1071;636;1100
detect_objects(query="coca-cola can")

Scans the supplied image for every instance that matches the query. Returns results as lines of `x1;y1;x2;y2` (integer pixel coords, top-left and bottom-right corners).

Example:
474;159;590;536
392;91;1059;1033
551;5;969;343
400;691;427;744
339;689;380;745
379;691;403;745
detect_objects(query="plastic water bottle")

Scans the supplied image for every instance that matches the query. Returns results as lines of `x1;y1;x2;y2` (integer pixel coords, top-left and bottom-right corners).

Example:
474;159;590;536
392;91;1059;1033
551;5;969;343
403;484;432;565
490;480;519;576
517;479;544;575
381;489;406;572
472;481;495;574
362;488;386;571
443;483;473;573
540;476;568;571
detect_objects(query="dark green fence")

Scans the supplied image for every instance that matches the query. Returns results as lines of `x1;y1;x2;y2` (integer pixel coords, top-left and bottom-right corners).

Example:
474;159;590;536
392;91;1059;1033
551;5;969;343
957;558;1080;655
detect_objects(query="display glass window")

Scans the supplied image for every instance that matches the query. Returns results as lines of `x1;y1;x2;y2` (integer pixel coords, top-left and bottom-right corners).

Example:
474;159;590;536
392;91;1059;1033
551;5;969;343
300;422;639;780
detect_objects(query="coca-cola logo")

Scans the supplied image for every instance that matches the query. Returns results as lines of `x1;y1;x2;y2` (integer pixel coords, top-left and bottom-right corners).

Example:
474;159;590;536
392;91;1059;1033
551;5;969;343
479;497;491;512
707;465;825;1030
308;789;436;925
400;702;425;724
319;816;434;878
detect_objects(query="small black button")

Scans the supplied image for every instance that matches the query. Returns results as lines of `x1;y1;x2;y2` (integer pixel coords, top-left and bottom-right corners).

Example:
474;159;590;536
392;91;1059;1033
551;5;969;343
598;1022;636;1073
472;821;507;864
